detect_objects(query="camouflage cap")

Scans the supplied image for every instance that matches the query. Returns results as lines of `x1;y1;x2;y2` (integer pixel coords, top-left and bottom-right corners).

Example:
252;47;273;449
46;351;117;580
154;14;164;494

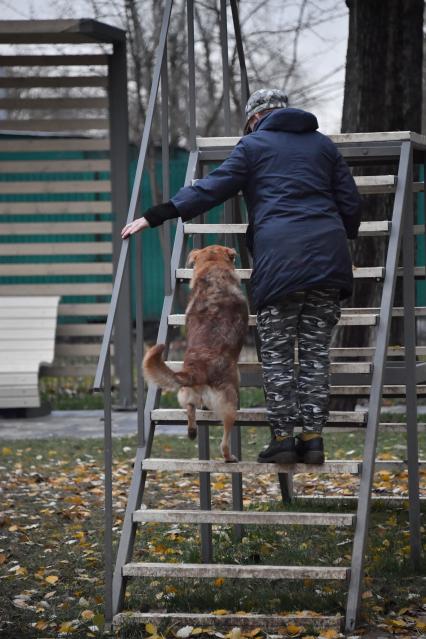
244;88;288;133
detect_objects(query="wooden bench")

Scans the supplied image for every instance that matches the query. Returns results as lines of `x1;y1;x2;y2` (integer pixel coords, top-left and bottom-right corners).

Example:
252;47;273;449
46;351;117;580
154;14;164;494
0;296;60;409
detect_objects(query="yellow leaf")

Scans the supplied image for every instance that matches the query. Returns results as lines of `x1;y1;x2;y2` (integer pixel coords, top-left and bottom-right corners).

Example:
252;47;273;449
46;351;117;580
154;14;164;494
214;578;225;587
2;447;12;455
59;621;76;633
191;629;204;636
245;628;262;637
81;610;94;620
145;622;157;635
286;624;305;636
212;609;229;615
362;590;373;599
415;621;426;631
45;575;59;585
35;620;48;630
319;630;338;639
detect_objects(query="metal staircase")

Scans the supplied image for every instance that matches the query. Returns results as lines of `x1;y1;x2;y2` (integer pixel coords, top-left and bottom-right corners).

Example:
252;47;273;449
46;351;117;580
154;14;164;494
93;1;424;634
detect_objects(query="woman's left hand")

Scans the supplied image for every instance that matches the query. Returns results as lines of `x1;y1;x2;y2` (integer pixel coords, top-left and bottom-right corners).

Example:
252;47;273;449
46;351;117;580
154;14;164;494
121;217;150;239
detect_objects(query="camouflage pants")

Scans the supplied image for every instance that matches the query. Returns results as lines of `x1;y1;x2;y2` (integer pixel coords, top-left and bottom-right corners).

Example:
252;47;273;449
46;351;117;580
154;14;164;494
256;288;341;437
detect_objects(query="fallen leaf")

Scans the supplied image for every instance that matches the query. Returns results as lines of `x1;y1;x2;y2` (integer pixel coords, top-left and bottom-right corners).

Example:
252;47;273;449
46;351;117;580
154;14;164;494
81;610;94;620
319;630;339;639
145;622;157;635
58;621;77;633
176;625;194;638
285;624;305;636
45;575;59;585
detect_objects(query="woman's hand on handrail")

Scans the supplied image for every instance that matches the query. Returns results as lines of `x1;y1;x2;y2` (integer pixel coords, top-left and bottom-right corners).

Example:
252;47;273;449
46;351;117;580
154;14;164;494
121;217;151;239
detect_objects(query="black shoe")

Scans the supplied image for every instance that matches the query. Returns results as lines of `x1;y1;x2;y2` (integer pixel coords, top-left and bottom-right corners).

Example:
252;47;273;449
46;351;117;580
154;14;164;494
257;437;298;464
295;434;325;465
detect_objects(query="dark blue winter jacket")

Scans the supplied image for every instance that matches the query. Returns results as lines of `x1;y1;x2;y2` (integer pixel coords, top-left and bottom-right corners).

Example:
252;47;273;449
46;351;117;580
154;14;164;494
171;108;362;310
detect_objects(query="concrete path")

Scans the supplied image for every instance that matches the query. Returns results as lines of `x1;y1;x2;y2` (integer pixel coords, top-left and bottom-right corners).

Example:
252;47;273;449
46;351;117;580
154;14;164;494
0;410;184;440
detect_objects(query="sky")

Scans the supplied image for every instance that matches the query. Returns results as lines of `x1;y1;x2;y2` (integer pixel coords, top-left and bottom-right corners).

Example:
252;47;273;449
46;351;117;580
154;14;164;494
0;0;349;134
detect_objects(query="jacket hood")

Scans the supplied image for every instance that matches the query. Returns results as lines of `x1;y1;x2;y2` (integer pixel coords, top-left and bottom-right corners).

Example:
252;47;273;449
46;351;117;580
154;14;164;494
254;107;318;133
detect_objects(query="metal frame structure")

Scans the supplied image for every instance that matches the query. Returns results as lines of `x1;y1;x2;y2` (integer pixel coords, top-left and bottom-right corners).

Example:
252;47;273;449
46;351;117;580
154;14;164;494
0;19;132;406
94;2;424;633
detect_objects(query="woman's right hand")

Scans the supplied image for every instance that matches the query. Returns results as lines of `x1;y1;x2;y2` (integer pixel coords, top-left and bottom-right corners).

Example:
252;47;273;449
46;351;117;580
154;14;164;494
121;217;150;239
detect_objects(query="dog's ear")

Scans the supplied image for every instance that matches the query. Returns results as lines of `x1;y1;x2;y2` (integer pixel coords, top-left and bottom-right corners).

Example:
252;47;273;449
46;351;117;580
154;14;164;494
187;249;200;267
226;247;237;262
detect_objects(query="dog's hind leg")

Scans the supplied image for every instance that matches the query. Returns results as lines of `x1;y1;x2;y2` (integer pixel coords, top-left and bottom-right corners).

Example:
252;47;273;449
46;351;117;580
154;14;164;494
178;387;198;440
186;403;197;440
206;387;238;463
220;410;238;463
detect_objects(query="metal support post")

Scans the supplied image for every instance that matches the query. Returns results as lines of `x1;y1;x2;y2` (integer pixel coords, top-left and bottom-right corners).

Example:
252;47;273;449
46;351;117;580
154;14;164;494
187;0;197;150
402;149;422;566
108;41;133;407
220;0;231;135
103;351;113;625
231;426;244;541
345;142;412;633
161;42;172;295
135;234;145;446
198;424;213;562
230;0;250;115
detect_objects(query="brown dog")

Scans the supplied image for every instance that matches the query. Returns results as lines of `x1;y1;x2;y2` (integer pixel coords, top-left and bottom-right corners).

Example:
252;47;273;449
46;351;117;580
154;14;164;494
143;245;248;461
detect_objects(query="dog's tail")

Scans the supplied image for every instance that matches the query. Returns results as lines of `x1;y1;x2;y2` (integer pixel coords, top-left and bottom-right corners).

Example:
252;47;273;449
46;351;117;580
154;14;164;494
143;344;193;390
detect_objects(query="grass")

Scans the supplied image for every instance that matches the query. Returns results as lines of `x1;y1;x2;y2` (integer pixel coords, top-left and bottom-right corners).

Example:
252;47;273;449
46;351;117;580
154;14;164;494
0;427;425;638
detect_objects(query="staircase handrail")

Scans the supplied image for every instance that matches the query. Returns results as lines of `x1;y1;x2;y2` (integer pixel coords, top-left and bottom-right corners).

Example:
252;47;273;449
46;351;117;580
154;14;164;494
93;0;173;390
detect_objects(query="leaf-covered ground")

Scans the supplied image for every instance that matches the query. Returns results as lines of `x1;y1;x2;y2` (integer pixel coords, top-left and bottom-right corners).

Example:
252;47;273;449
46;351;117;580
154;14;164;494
0;427;425;638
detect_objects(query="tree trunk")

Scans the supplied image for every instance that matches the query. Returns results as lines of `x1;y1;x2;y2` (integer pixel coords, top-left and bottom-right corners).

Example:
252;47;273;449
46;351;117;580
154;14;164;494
333;0;423;409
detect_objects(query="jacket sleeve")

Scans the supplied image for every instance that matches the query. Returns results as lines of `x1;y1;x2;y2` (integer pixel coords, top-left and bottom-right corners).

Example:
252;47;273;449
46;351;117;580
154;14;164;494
171;140;249;220
332;151;362;240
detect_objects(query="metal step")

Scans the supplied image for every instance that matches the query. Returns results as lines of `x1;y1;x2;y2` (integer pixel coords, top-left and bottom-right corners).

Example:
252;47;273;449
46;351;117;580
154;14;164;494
168;312;378;326
177;266;385;279
141;458;361;474
132;508;355;526
149;422;426;433
195;133;425;147
122;561;350;580
343;306;426;317
165;360;372;375
374;459;425;471
176;266;426;281
331;384;426;396
192;175;424;194
330;345;426;357
151;408;367;424
184;221;426;237
113;612;343;632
